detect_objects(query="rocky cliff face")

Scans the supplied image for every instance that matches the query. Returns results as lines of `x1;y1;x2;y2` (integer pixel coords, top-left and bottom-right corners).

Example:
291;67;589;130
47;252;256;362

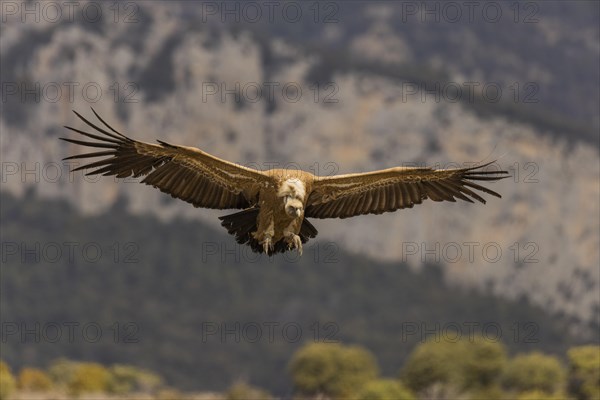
1;2;598;328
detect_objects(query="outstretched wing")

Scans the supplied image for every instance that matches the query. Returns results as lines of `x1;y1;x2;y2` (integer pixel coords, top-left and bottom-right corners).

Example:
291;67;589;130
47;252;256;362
61;109;268;209
305;163;509;219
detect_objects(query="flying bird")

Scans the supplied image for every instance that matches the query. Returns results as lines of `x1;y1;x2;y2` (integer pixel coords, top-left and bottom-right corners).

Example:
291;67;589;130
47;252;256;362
61;109;509;255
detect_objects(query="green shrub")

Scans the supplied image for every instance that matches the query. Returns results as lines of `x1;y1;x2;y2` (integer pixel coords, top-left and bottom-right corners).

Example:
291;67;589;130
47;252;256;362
48;358;80;388
462;336;507;389
567;345;600;400
289;342;379;397
400;339;462;393
156;388;184;399
515;389;569;400
401;335;507;396
226;382;273;400
18;367;53;391
356;379;415;400
107;364;163;394
0;361;17;400
465;385;505;400
502;352;565;393
68;362;111;395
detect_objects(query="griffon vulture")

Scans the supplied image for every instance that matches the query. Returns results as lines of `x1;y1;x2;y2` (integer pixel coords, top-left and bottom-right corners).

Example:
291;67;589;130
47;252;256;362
61;109;509;255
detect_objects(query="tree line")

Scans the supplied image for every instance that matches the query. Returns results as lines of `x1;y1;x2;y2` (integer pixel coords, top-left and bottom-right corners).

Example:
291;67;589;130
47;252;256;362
1;339;598;399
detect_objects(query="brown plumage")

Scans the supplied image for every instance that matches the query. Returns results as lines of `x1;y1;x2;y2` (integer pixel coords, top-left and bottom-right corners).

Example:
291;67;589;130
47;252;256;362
61;109;509;255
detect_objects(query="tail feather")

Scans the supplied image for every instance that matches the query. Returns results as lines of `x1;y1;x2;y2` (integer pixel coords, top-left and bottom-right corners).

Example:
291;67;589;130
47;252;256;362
300;218;318;240
218;207;260;246
218;208;319;255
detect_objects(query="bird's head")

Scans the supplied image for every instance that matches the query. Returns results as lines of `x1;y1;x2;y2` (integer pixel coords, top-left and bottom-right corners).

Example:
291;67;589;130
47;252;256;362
278;178;305;218
284;196;304;217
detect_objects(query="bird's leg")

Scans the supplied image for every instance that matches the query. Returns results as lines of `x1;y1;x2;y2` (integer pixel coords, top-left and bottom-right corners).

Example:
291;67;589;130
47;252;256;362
253;211;275;255
262;234;274;254
284;232;303;255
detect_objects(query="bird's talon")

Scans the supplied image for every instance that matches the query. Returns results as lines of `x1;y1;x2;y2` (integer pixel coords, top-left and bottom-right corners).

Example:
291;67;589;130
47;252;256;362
262;236;274;254
286;234;303;256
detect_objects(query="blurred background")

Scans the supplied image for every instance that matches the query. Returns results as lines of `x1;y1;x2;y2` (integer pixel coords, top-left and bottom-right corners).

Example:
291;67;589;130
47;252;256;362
1;1;599;399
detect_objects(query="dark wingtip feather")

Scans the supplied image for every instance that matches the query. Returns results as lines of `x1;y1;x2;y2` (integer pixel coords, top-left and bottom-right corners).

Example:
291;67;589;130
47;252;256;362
462;160;497;171
59;137;115;148
70;109;128;142
62;151;115;161
90;107;128;138
72;109;85;120
462;162;511;186
464;170;510;175
465;175;510;181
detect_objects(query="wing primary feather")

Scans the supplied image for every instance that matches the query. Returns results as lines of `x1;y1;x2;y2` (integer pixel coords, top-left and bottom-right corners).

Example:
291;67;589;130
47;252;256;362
63;151;115;160
464;170;509;175
434;181;456;201
71;158;117;172
85;165;114;176
453;182;486;203
461;160;497;171
63;110;255;211
89;107;129;138
72;110;129;141
462;180;502;198
59;137;116;149
463;175;510;181
63;126;123;144
423;181;453;202
305;161;508;219
436;180;474;203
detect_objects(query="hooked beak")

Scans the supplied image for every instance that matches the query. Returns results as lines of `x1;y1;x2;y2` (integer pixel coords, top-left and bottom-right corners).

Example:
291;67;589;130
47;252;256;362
284;197;304;218
286;206;302;217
